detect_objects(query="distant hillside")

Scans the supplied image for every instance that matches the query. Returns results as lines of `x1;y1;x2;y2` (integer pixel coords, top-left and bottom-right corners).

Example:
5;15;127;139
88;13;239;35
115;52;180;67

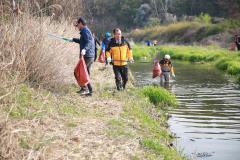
129;19;240;48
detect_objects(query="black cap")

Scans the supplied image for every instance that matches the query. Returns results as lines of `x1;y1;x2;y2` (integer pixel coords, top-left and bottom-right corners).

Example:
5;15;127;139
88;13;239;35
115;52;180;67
113;28;121;34
77;17;86;26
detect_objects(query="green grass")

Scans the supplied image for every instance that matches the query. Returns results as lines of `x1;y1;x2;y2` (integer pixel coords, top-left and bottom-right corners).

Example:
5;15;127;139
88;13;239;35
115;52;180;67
124;102;169;139
216;57;240;77
121;89;184;159
3;81;184;159
141;86;177;107
158;45;229;62
5;84;86;119
58;101;85;116
102;89;183;159
106;118;134;138
132;45;228;63
133;44;240;82
133;45;157;61
6;84;44;119
140;138;182;160
158;45;240;81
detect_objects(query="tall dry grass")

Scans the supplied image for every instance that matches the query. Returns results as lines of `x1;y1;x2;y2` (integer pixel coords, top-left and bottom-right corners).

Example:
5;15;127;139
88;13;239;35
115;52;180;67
0;0;83;20
0;0;85;95
0;14;79;102
0;13;81;159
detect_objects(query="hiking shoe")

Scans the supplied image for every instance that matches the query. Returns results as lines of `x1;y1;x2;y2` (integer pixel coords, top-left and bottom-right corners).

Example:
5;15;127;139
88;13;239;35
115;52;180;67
85;92;92;97
77;89;89;95
80;90;90;95
117;86;123;91
76;88;85;94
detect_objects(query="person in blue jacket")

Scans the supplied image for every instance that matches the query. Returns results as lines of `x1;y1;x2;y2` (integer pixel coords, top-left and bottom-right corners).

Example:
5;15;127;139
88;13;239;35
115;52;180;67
64;17;95;96
101;32;111;65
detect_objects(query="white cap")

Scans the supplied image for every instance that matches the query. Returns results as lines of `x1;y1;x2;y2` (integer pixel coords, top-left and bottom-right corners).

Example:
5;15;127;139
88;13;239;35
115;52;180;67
164;54;170;60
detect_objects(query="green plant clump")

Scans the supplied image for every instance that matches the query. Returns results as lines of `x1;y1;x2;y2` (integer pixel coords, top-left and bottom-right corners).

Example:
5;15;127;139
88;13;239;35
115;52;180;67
141;86;177;107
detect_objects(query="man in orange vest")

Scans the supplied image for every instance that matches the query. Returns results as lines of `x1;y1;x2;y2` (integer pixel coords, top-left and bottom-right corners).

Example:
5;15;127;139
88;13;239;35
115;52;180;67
106;28;134;90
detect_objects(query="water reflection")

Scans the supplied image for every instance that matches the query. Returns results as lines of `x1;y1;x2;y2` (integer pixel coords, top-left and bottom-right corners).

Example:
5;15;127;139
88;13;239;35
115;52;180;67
130;61;240;160
160;81;172;90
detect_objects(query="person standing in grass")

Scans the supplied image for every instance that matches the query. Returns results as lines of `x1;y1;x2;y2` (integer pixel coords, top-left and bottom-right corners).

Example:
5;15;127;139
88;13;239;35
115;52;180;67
64;17;95;96
93;33;101;62
106;28;134;90
235;35;240;51
101;32;111;65
159;54;175;84
153;40;158;46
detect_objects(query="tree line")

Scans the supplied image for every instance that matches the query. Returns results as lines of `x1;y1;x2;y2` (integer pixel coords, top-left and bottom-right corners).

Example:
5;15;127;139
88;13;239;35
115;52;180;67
1;0;240;35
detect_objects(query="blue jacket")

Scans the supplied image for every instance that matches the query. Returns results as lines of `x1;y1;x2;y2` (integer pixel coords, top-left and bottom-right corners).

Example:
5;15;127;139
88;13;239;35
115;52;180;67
101;37;111;51
73;26;95;58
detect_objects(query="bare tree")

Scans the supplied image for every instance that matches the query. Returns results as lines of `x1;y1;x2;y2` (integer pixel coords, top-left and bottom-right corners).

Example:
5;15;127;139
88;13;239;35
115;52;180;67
134;3;152;27
151;0;176;23
217;0;240;19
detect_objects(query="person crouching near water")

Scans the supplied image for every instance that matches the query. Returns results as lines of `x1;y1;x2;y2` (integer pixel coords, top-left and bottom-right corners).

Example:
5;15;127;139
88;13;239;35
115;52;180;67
160;54;175;84
105;28;134;91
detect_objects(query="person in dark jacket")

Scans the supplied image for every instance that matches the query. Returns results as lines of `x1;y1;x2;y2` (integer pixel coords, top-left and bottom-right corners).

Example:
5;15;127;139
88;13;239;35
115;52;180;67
235;35;240;51
64;17;95;96
93;33;100;61
145;40;152;46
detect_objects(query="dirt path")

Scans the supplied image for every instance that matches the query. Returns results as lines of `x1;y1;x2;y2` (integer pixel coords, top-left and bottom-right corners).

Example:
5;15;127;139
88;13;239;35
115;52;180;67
0;47;146;160
53;50;144;159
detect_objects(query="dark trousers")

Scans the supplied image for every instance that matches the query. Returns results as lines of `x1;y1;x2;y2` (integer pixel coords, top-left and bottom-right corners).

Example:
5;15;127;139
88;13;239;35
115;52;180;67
113;65;128;90
236;42;240;51
84;57;94;92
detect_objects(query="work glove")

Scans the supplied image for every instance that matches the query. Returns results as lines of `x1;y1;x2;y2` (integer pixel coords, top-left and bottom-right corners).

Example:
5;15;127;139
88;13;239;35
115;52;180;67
107;57;112;63
129;58;134;63
101;43;106;51
81;49;86;56
63;38;73;42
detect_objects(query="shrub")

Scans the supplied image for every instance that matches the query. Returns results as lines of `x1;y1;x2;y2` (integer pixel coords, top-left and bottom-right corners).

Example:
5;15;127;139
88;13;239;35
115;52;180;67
146;17;161;27
195;13;212;24
216;58;230;71
141;86;177;107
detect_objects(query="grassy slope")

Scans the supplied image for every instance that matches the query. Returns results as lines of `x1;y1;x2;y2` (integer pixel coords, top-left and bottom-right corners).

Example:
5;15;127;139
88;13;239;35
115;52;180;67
133;45;240;82
1;64;184;159
0;14;185;160
129;20;240;44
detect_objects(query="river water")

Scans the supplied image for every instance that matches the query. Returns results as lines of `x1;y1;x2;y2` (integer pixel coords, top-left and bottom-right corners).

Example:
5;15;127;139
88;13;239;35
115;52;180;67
130;61;240;160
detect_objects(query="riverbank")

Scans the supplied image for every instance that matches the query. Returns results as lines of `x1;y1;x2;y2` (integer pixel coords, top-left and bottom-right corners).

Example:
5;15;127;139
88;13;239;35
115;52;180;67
0;64;184;159
130;61;240;160
133;45;240;82
0;16;184;159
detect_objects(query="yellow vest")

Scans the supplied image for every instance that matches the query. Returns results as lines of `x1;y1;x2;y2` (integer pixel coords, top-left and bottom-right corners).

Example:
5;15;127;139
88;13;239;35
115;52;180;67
106;38;133;66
